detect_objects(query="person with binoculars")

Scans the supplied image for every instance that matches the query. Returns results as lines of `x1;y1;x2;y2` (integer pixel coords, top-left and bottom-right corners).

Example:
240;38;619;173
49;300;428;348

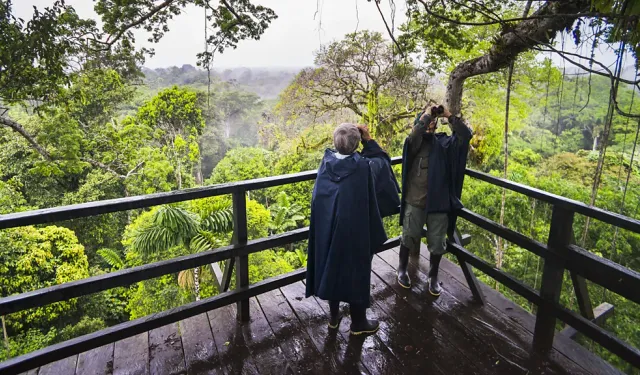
397;104;473;296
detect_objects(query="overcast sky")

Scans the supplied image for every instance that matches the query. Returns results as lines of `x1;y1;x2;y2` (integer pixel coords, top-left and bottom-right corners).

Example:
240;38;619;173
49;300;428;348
13;1;631;72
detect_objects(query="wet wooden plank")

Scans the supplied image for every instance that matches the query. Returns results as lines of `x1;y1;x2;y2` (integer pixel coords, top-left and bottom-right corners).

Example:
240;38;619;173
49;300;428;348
179;313;224;375
368;269;479;375
37;356;77;375
207;304;259;375
311;295;403;375
407;245;621;375
392;249;579;375
76;343;114;375
113;333;149;375
280;282;368;374
19;369;39;375
240;298;291;374
373;252;532;374
256;289;328;374
148;322;186;375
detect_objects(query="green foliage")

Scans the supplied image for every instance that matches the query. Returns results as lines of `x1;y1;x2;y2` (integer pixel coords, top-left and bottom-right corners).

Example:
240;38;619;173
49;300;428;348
97;248;125;270
54;316;106;344
0;328;57;362
0;226;89;333
269;192;305;234
248;250;294;283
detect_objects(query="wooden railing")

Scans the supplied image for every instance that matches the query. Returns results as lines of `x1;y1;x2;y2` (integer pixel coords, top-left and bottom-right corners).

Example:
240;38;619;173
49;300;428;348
0;157;639;374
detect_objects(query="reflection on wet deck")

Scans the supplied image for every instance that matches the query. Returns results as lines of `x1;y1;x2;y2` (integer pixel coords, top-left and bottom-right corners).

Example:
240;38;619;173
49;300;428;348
31;244;621;375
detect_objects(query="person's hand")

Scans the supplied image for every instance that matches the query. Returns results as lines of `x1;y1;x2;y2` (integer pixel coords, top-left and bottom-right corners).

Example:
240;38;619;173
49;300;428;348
440;107;452;118
356;124;372;141
419;111;430;123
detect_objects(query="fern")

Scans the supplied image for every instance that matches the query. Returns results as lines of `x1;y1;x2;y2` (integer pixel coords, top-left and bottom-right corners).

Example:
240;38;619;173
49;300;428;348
97;248;125;270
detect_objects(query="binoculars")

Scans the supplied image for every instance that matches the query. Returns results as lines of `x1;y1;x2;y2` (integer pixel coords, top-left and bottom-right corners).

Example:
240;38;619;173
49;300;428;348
430;105;445;117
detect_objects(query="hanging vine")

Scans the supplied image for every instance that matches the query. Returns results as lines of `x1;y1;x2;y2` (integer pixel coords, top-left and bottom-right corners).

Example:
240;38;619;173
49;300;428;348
580;41;626;247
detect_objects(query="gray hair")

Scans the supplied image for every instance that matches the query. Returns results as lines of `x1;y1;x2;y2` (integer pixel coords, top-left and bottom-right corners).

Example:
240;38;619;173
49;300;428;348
333;123;361;155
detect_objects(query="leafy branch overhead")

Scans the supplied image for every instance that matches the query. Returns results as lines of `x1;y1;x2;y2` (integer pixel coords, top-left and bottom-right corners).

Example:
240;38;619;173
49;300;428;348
0;0;277;108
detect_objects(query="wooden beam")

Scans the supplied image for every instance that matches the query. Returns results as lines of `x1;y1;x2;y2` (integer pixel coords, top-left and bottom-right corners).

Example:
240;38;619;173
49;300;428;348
465;169;640;234
560;302;614;339
570;272;594;320
555;303;640;368
533;206;574;353
447;242;541;305
210;262;224;291
565;244;640;306
220;258;235;292
0;157;402;231
450;229;485;305
233;191;249;322
0;228;309;316
459;208;549;258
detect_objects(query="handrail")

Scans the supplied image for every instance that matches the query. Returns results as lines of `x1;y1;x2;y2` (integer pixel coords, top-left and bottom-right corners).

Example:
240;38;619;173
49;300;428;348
0;157;402;230
2;157;637;233
465;169;640;233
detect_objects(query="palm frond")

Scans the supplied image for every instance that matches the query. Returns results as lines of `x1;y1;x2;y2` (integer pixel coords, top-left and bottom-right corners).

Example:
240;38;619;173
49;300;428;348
132;225;177;256
178;269;195;289
201;207;233;233
97;248;125;270
190;231;220;253
132;205;201;256
154;206;200;237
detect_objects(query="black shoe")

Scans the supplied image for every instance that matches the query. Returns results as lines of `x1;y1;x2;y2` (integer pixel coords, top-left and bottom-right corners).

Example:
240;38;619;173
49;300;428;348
428;276;442;296
428;254;443;297
350;319;380;335
328;301;342;329
349;304;379;336
397;244;411;289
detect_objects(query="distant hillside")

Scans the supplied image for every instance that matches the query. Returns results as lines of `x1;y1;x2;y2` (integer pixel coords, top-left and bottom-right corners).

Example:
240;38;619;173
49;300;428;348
141;65;302;99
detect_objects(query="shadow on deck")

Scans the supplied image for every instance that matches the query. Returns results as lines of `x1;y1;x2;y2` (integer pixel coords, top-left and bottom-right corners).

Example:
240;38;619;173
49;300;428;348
30;245;619;375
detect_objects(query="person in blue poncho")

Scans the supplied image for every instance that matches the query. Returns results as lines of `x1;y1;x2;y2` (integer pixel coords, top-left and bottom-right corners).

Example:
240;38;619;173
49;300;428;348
397;104;472;296
305;123;399;335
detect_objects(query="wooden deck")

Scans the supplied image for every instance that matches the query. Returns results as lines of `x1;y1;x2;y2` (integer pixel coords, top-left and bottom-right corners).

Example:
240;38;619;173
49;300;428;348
25;244;621;375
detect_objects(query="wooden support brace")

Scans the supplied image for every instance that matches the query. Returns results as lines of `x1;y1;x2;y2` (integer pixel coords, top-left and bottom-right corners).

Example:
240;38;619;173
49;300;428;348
451;228;485;305
561;302;615;339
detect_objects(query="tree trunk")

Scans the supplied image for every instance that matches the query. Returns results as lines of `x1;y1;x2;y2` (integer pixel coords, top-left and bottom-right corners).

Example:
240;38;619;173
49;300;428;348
1;315;8;349
444;0;588;115
193;267;200;301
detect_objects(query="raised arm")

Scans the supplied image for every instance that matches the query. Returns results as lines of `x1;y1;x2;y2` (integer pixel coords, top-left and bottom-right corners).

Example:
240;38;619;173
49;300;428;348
407;111;431;157
447;115;473;144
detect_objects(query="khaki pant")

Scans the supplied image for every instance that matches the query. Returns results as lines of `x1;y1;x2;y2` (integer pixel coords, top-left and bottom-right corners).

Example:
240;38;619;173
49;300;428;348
401;203;448;255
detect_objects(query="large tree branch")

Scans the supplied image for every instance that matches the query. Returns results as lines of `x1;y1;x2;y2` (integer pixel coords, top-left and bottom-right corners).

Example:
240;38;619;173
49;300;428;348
104;0;176;47
443;0;590;115
416;0;634;26
0;116;52;161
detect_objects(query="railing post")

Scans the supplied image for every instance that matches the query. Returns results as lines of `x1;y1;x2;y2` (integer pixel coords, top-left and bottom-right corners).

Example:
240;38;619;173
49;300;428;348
533;206;574;353
232;190;249;322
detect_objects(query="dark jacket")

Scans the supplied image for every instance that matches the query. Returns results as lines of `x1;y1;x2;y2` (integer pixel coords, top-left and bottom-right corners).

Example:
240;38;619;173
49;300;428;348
305;150;387;305
359;140;401;218
399;112;472;225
